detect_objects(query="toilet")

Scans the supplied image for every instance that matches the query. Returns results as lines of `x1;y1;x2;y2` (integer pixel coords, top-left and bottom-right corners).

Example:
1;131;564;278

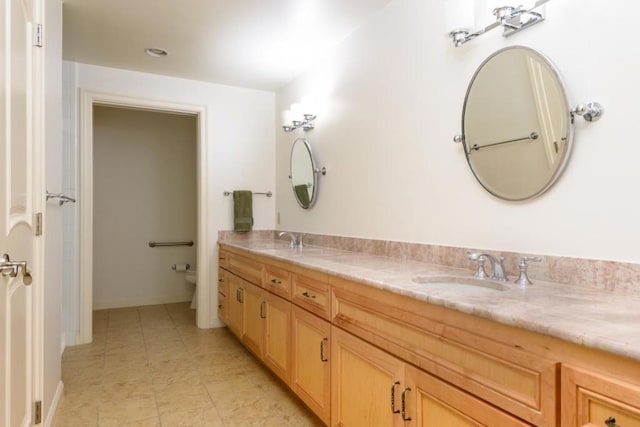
185;269;197;309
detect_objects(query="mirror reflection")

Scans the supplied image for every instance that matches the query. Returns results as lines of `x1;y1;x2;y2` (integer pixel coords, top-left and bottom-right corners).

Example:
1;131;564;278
289;138;317;209
461;46;572;201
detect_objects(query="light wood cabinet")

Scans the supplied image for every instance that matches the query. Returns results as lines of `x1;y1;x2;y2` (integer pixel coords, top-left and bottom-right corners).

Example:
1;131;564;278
332;278;557;426
241;280;264;358
292;305;331;424
219;244;640;427
217;269;229;323
226;272;244;337
264;264;292;300
292;271;331;320
331;326;404;427
227;251;263;285
331;327;527;427
263;291;291;384
562;365;640;427
404;364;530;427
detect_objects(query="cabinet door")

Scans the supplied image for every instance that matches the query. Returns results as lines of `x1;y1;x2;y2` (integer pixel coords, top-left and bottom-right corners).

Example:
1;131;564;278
404;365;530;427
263;292;291;384
562;365;640;427
242;281;264;358
227;274;244;337
217;269;229;324
292;306;331;424
331;327;404;427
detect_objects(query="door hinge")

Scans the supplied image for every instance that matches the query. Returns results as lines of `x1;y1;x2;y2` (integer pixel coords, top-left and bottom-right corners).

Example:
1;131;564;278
33;24;43;48
34;400;42;424
35;212;43;236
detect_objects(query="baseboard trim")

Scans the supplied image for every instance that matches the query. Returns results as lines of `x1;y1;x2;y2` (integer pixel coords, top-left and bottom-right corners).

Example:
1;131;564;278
93;294;192;310
45;380;64;427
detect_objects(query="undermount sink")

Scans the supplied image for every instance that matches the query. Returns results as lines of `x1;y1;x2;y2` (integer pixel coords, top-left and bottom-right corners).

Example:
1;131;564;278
411;275;510;292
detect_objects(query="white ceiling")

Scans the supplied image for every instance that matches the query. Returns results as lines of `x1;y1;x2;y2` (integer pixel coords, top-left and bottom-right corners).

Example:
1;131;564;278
62;0;392;91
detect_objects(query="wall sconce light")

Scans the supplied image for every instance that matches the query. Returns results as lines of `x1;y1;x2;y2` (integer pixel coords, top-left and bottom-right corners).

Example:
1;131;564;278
449;0;549;47
282;101;316;133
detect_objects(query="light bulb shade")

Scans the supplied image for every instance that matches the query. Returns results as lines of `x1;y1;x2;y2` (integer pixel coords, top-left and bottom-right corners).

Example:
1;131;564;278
282;110;292;126
301;96;317;116
290;103;303;123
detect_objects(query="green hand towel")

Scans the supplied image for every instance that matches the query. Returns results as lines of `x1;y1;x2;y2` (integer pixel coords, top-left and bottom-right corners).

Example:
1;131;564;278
294;184;311;207
233;190;253;233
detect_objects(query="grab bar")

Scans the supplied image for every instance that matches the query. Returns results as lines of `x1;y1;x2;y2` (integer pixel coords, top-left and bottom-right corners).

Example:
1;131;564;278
148;241;194;248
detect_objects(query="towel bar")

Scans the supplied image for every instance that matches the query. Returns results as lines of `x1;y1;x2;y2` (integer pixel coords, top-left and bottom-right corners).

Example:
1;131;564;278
223;191;272;197
148;241;194;248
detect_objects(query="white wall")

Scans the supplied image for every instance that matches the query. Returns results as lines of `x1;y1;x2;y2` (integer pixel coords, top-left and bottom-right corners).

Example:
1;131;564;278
44;0;64;423
62;62;276;335
93;106;197;309
276;0;640;263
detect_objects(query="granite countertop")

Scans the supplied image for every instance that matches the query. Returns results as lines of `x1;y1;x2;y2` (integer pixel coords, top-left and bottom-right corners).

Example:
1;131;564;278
219;239;640;362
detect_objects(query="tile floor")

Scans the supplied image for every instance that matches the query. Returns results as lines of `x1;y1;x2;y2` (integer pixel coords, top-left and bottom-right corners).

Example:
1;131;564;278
53;303;323;426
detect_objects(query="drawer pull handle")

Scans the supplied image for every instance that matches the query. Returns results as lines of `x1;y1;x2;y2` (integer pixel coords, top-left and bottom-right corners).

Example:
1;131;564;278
320;337;329;362
302;291;316;299
401;387;412;421
605;417;620;427
390;381;401;414
260;301;266;319
270;278;282;285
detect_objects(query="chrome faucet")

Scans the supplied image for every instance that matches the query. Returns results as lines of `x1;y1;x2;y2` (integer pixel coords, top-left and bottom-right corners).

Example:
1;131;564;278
278;231;303;248
467;252;508;282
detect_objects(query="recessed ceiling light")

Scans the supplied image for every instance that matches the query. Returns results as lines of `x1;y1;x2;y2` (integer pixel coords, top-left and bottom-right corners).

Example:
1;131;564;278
145;47;168;58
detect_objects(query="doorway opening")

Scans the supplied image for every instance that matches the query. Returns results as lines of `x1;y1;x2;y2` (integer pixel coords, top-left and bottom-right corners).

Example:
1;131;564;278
79;91;211;344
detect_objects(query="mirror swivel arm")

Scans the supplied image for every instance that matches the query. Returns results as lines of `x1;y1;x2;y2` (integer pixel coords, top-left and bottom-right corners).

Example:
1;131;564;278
571;102;604;123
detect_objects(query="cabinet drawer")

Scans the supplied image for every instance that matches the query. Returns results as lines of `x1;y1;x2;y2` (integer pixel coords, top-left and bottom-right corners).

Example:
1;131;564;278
217;292;227;324
218;249;229;269
217;269;228;296
227;252;263;286
332;285;557;426
264;264;292;300
292;273;331;320
562;365;640;427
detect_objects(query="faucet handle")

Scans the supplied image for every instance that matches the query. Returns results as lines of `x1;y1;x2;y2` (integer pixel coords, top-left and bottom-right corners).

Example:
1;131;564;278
467;252;489;279
514;256;541;286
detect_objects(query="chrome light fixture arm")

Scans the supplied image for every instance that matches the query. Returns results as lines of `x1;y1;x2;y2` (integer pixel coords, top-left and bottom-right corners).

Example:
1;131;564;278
283;114;317;133
449;0;551;47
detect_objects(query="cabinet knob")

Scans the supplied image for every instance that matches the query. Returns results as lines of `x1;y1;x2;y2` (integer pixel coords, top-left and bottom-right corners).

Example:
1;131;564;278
605;417;620;427
302;291;316;299
270;278;282;285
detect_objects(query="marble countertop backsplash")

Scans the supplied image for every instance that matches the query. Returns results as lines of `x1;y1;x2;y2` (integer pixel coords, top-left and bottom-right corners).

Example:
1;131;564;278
218;231;640;362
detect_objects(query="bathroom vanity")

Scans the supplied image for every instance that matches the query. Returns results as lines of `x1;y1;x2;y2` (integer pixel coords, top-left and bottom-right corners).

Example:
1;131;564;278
217;239;640;427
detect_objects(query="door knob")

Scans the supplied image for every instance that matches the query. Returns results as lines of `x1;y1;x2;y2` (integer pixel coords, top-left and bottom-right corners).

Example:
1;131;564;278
0;253;32;285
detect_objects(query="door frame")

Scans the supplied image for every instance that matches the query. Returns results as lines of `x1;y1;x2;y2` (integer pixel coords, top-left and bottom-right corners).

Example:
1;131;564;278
79;90;210;343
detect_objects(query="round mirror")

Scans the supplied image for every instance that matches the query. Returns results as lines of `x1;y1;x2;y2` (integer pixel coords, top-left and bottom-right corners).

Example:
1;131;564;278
289;138;318;209
461;46;572;201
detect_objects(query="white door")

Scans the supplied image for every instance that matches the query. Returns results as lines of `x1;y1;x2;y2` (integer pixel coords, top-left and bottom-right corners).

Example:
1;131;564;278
1;0;43;425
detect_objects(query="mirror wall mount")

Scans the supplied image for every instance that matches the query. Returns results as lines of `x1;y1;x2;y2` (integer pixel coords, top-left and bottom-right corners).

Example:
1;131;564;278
288;138;326;209
455;46;604;201
449;0;549;47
